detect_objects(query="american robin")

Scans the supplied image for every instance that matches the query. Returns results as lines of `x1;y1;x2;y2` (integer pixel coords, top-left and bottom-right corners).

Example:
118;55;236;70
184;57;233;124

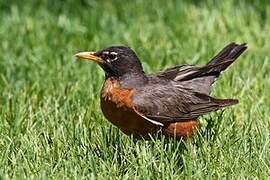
75;42;247;139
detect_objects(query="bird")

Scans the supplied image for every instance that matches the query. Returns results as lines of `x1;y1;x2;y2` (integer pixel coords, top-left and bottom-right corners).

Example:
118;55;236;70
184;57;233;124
75;42;247;139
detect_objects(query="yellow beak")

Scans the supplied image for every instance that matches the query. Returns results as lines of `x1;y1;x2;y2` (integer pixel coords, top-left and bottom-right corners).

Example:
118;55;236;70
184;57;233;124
75;51;103;63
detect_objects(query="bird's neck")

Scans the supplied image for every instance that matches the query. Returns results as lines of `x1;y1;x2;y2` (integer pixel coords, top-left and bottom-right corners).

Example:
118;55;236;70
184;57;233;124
106;72;148;89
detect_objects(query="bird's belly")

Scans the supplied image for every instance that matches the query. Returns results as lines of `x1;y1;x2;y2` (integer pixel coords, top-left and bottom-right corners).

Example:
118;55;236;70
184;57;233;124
100;97;160;137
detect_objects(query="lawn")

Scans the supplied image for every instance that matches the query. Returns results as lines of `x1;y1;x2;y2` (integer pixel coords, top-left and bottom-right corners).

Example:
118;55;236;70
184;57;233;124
0;0;269;179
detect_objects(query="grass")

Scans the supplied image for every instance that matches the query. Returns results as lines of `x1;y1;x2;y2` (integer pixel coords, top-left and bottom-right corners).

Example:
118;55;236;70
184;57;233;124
0;0;269;179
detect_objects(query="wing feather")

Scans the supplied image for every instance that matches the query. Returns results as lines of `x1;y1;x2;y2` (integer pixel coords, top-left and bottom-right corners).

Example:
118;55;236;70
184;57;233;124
132;84;238;123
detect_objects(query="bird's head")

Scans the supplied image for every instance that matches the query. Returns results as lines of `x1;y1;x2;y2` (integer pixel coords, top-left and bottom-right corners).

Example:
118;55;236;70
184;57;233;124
75;46;144;77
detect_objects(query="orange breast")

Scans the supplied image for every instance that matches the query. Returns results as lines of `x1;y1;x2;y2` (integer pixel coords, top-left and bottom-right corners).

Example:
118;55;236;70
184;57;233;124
100;78;160;137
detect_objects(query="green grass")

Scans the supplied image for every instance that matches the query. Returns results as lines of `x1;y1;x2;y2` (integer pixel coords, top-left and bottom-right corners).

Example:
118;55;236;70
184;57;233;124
0;0;270;179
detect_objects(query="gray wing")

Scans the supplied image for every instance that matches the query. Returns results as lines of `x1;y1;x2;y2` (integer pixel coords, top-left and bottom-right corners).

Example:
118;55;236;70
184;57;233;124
132;84;238;123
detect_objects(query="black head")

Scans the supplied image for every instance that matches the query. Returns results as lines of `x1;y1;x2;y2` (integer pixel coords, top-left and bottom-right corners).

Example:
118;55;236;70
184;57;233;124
75;46;144;77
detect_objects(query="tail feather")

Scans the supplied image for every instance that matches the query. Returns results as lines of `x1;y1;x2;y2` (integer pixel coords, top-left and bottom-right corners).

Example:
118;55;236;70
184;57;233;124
215;98;239;107
207;42;247;72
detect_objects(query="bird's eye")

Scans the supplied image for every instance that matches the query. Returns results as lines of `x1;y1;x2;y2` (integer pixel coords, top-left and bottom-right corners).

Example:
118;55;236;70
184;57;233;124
108;52;118;61
108;53;116;60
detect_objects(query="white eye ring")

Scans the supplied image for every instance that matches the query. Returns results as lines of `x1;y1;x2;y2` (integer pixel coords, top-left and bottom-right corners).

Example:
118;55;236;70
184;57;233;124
107;52;118;62
110;52;118;55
